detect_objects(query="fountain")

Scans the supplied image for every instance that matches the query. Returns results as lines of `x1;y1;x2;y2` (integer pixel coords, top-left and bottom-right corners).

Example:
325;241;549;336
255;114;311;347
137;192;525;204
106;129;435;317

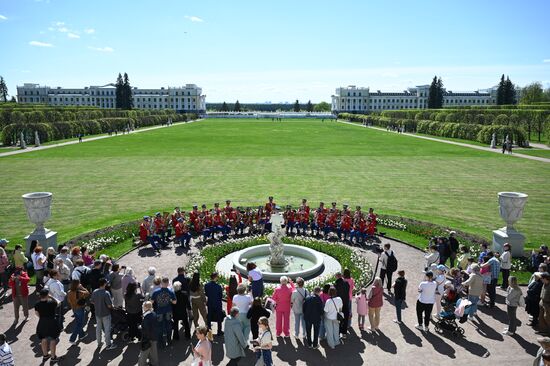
492;192;528;257
230;212;329;281
22;192;58;256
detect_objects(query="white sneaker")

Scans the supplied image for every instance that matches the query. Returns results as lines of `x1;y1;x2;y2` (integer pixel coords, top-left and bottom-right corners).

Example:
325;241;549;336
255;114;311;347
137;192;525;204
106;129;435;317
415;324;423;331
424;326;430;332
105;344;117;351
393;319;402;324
502;330;514;336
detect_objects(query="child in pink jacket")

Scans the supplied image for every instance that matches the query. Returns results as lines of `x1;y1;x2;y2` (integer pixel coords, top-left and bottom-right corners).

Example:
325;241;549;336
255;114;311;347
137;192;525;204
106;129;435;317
272;276;295;337
355;288;368;330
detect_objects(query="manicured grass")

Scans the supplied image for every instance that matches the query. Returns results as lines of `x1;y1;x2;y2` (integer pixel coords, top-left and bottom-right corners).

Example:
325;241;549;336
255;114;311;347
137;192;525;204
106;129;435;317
515;149;550;158
1;118;549;251
96;237;135;259
414;132;489;147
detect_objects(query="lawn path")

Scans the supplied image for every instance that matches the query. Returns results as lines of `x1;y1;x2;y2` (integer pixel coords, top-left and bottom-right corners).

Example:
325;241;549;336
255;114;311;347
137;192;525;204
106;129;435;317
0;118;204;158
338;120;550;163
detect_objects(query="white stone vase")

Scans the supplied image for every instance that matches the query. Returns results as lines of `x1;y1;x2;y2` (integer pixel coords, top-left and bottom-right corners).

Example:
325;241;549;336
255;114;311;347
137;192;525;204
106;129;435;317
22;192;53;235
498;192;528;231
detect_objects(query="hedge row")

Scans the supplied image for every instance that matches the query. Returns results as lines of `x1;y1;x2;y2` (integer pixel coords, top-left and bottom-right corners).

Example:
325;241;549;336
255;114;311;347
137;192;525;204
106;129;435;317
339;113;528;146
0;107;178;130
1;113;196;145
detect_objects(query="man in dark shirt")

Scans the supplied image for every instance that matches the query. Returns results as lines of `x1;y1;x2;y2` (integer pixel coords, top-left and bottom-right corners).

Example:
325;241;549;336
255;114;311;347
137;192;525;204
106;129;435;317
334;272;350;336
151;277;176;348
88;260;105;292
138;301;158;366
392;270;408;324
172;267;190;303
204;272;224;335
448;232;460;268
303;287;324;348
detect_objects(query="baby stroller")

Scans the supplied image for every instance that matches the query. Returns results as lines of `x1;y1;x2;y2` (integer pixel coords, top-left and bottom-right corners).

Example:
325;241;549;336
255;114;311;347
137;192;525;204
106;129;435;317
434;298;471;337
110;307;130;342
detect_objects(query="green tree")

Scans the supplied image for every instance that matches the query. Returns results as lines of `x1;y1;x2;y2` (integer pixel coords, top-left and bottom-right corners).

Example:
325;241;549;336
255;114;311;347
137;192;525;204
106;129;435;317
115;73;124;108
0;76;8;102
306;100;313;112
313;101;331;112
123;73;133;110
234;100;241;112
293;99;300;112
504;76;516;104
221;101;228;112
497;74;506;105
428;76;444;108
521;82;544;104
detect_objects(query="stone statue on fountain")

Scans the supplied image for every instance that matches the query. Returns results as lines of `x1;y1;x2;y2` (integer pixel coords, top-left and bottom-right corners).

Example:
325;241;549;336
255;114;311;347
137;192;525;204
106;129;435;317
267;212;288;267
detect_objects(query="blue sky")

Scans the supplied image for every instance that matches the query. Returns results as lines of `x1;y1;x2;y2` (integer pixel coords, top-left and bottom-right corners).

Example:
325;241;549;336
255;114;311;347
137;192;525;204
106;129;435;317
1;0;549;102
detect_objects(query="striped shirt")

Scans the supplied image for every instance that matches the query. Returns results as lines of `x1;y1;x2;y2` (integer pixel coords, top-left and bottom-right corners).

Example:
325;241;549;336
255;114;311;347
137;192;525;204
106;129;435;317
0;342;14;366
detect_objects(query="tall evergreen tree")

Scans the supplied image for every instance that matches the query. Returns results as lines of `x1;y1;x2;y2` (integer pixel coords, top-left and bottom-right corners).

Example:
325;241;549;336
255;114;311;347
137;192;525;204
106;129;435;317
115;73;124;108
436;77;444;108
293;99;300;112
496;74;506;105
428;76;444;108
0;76;8;102
221;101;228;112
234;100;241;112
504;76;516;104
306;100;313;112
123;73;133;110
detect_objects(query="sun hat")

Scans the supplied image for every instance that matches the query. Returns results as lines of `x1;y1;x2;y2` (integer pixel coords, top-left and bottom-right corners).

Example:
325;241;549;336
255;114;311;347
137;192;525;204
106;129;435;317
436;264;447;272
0;239;8;246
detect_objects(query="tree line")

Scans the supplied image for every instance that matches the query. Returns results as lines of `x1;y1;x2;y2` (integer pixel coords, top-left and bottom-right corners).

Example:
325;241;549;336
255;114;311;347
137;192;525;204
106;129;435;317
210;100;331;112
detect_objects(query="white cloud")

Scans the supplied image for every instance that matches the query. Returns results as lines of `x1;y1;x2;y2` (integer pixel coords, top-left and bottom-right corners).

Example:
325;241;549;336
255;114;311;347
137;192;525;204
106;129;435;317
47;27;54;31
58;26;68;33
544;59;550;63
67;32;80;39
84;28;95;34
29;40;53;47
184;15;204;22
0;14;7;21
88;46;114;53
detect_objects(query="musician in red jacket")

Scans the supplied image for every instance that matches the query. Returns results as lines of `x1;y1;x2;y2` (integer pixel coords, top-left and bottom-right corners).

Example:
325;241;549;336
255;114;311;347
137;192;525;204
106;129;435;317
224;200;233;216
338;211;352;241
140;216;160;253
324;208;338;238
312;202;327;236
153;212;168;247
367;207;377;236
175;217;192;248
283;205;296;235
189;205;200;234
202;210;213;242
172;207;183;229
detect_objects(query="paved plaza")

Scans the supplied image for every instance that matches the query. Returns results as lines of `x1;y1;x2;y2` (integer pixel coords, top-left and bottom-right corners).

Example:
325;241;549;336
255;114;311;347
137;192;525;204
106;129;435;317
0;236;538;365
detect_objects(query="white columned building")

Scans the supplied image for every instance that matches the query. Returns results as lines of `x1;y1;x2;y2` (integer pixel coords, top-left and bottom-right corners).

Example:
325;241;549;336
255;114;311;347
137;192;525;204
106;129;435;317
17;83;206;113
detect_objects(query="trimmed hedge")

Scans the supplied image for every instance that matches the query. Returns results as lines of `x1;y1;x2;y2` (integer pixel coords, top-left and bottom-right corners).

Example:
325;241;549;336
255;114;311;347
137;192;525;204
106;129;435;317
339;112;527;146
1;113;197;145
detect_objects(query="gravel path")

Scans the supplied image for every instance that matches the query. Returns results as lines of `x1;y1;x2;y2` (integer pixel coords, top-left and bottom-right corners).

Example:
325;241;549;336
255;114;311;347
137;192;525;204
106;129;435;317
0;235;538;365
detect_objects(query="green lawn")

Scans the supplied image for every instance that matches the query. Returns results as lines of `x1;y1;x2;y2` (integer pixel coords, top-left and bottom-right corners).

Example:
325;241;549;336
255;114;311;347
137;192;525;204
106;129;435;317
1;118;549;250
515;149;550;158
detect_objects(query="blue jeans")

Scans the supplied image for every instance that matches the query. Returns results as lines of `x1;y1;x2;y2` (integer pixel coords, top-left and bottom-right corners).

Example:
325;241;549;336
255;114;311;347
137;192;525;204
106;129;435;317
176;233;191;247
156;312;173;344
293;312;306;336
319;318;326;339
70;307;87;342
96;315;112;347
148;236;160;251
395;299;404;322
468;295;479;316
256;349;273;366
325;318;340;348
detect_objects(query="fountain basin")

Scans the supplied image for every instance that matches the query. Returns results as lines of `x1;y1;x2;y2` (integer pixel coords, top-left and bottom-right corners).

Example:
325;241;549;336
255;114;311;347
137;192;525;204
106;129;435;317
232;244;325;281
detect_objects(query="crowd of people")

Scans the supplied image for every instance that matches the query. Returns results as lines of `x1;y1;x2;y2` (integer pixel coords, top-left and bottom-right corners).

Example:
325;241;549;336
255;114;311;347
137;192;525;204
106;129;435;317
0;196;546;365
138;198;379;255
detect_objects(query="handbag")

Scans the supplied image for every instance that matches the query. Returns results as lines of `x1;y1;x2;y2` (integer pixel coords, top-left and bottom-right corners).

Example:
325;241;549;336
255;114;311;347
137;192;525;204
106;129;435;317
331;298;344;321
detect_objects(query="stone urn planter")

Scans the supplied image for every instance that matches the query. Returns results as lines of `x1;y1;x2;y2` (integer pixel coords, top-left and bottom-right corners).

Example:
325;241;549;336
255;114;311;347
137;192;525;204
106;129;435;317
22;192;57;256
493;192;528;257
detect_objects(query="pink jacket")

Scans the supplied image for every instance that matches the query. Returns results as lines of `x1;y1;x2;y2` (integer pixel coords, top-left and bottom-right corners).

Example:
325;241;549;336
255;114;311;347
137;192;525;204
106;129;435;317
355;293;368;316
272;282;295;312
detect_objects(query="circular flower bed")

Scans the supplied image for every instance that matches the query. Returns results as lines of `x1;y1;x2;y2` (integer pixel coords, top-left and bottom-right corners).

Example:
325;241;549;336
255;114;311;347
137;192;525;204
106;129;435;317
185;235;374;295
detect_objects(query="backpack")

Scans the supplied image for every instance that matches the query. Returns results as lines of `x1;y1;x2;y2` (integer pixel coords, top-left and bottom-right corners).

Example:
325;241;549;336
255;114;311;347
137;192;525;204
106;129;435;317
78;268;91;287
386;251;398;273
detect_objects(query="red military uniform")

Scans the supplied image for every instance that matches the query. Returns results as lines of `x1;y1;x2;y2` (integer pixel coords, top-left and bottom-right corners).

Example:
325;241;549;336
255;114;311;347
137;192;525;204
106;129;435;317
265;198;276;214
340;214;352;231
315;207;327;228
326;211;338;229
175;221;188;237
139;220;151;242
367;211;377;235
154;216;166;234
